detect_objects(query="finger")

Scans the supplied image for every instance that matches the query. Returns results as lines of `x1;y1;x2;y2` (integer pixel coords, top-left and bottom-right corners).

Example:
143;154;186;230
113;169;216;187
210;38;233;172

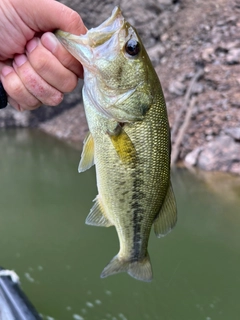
26;37;80;90
8;96;37;112
0;60;13;73
0;66;41;110
13;54;63;106
41;32;83;78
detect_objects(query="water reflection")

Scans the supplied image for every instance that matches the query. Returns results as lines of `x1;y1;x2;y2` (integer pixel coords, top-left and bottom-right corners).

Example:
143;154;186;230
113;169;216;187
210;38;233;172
0;129;240;320
186;167;240;204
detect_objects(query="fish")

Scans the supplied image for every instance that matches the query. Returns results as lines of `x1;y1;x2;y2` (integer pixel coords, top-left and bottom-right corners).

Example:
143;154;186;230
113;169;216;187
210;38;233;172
55;6;177;282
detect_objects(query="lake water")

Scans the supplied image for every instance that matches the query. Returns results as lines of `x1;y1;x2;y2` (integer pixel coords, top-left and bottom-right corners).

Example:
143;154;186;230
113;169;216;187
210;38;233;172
0;129;240;320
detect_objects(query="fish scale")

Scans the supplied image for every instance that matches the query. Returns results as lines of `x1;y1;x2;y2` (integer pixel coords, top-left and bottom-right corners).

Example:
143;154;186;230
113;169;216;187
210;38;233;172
56;6;177;282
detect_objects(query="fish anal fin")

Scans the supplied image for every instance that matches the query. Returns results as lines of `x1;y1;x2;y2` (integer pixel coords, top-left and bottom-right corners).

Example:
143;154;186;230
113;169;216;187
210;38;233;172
154;181;177;238
101;253;152;282
78;132;94;173
86;196;112;227
108;125;136;166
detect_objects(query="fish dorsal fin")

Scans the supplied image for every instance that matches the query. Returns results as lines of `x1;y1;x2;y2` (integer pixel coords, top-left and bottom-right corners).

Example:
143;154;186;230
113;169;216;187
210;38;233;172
78;132;94;172
86;196;113;227
154;182;177;238
108;125;136;166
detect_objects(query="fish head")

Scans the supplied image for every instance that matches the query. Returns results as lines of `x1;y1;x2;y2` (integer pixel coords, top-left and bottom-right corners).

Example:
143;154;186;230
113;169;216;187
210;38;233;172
55;7;155;122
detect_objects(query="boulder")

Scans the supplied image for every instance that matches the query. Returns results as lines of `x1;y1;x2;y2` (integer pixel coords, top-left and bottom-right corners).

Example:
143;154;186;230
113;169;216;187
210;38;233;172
184;135;240;175
225;127;240;141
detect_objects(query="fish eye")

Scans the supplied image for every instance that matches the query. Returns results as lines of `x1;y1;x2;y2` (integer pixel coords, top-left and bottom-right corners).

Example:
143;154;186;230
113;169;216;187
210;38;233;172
125;39;140;56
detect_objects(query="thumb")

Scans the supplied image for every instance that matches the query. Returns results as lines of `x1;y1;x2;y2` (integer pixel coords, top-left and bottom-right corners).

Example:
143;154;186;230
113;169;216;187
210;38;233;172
18;0;87;35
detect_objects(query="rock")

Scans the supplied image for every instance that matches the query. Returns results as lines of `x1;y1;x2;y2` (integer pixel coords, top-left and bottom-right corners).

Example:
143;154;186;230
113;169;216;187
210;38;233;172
201;47;215;62
226;48;240;64
161;33;169;42
40;104;88;148
168;80;186;96
0;106;30;128
184;147;203;166
224;41;240;50
205;128;213;136
185;135;240;175
191;82;204;94
225;127;240;141
158;0;173;5
0;81;83;128
197;135;240;173
147;44;166;66
231;162;240;175
228;91;240;107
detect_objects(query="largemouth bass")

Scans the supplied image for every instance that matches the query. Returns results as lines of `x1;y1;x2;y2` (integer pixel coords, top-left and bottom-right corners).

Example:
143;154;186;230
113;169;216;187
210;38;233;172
56;7;177;282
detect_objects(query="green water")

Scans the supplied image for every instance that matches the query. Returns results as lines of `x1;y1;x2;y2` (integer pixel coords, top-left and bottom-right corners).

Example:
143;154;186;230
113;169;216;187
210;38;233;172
0;129;240;320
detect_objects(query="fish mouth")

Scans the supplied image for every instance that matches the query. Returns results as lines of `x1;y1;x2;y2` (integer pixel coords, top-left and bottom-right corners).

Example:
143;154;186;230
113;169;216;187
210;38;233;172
55;6;125;66
87;6;124;47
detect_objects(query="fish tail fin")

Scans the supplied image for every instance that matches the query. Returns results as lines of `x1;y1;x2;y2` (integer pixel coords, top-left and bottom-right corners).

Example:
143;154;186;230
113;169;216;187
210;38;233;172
100;253;152;282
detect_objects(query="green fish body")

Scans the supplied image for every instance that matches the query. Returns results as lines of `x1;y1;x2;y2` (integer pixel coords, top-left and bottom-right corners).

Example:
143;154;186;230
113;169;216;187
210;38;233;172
56;7;177;282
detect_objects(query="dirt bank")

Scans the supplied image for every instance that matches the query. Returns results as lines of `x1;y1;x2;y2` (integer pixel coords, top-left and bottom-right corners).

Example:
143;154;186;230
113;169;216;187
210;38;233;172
1;0;240;174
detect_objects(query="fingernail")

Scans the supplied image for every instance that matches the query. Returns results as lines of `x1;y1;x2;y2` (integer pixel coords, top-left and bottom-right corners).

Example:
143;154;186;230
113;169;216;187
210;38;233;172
26;38;39;53
1;66;13;76
41;32;58;53
14;54;27;67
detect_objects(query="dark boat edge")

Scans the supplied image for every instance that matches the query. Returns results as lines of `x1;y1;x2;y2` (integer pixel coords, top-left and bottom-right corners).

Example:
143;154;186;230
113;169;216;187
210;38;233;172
0;266;42;320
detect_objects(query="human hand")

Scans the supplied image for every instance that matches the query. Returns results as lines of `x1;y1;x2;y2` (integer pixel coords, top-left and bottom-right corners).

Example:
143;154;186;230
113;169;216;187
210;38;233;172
0;0;86;111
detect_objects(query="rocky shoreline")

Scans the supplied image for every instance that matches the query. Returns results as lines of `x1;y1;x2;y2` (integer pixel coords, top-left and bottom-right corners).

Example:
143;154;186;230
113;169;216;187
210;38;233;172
1;0;240;175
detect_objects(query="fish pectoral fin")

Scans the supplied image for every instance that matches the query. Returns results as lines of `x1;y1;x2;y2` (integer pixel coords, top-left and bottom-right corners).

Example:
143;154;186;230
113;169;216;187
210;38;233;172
101;252;152;282
154;181;177;238
108;125;136;166
78;132;94;172
85;196;113;227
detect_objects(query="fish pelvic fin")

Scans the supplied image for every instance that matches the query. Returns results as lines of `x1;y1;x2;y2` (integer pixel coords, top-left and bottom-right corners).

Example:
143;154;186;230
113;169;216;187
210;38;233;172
78;132;94;172
154;181;177;238
86;196;113;227
100;253;153;282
